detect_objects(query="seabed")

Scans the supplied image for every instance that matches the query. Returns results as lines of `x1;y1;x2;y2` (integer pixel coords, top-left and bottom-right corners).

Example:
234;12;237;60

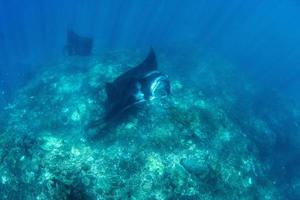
0;50;283;199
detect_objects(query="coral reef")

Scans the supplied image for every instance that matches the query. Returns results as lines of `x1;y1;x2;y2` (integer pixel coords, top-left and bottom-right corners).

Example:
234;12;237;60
0;50;281;199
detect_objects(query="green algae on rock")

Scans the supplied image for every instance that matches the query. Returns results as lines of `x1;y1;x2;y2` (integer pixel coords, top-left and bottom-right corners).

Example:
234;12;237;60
0;51;280;200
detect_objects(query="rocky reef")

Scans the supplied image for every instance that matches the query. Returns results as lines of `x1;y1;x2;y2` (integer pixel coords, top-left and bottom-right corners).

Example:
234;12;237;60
0;50;281;199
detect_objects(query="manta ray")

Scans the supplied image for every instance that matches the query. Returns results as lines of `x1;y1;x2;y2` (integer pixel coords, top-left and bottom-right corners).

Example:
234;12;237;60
64;29;93;56
104;49;171;121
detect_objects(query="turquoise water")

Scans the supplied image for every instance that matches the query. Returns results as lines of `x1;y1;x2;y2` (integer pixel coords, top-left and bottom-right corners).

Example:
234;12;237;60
0;1;300;199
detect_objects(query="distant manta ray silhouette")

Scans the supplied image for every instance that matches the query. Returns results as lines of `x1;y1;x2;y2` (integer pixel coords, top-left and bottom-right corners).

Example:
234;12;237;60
64;29;93;56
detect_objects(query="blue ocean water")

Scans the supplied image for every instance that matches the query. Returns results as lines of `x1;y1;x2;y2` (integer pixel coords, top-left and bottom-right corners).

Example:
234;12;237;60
0;0;300;199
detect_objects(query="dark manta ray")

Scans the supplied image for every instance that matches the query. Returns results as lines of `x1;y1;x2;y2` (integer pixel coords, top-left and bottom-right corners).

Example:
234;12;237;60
64;29;93;56
105;49;171;121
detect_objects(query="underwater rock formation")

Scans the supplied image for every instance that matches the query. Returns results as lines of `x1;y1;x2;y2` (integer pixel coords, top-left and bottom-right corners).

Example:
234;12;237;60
0;50;281;199
180;158;210;178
